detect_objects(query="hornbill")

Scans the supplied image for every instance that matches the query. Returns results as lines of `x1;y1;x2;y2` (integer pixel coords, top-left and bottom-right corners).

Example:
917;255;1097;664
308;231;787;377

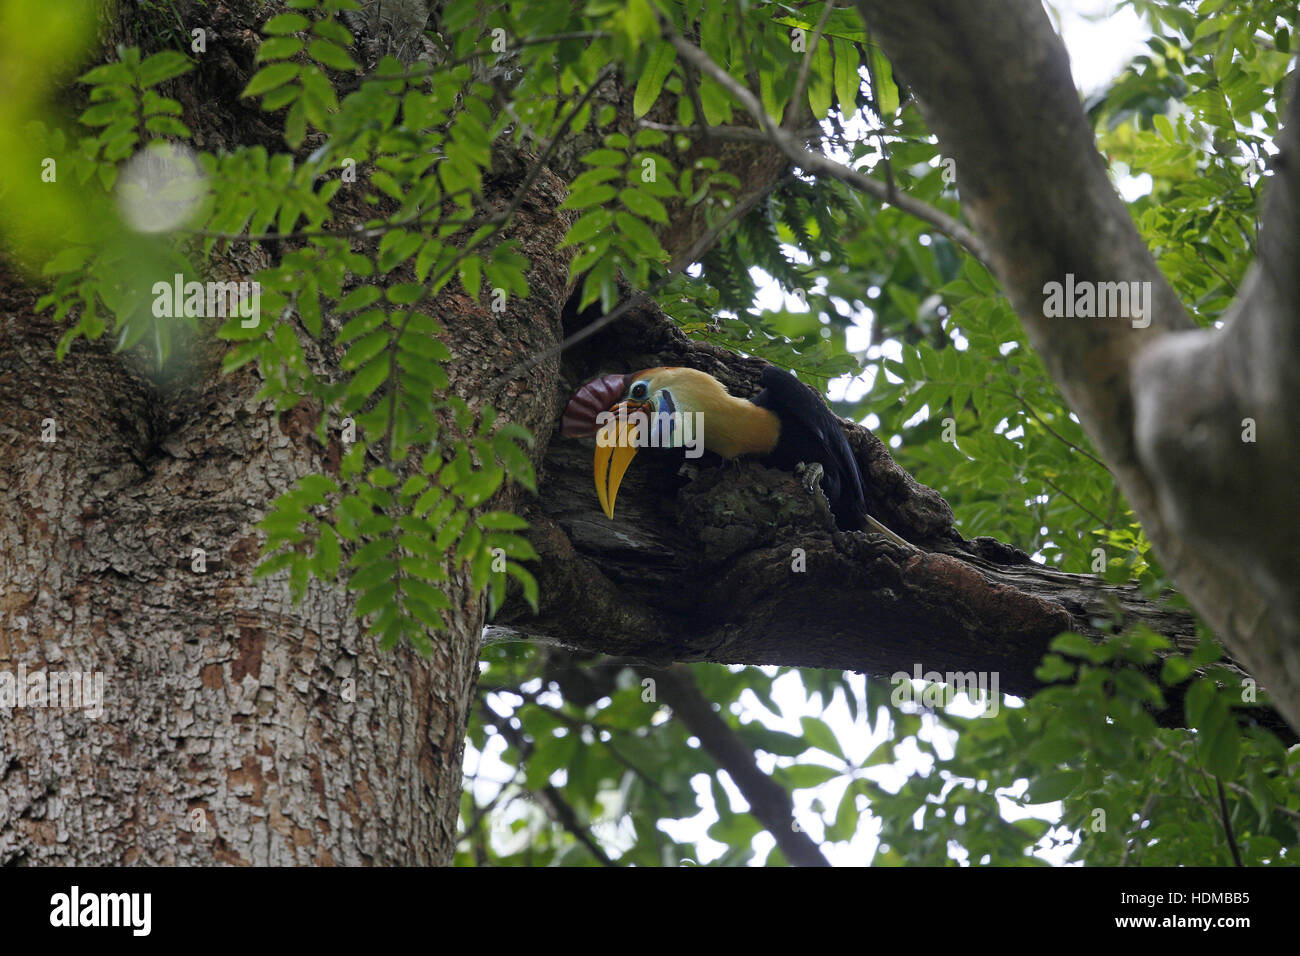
561;364;917;550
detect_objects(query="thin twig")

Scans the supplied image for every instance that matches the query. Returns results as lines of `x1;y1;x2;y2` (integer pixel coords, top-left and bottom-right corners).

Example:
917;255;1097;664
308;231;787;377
1041;475;1111;530
638;120;826;142
485;701;619;865
659;18;990;267
646;664;831;866
537;785;619;866
1120;791;1158;865
1216;778;1244;866
365;32;613;82
1009;386;1112;474
1150;736;1300;823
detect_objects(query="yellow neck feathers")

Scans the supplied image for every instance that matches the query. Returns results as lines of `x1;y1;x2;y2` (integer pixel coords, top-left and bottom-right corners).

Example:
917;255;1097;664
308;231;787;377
654;367;779;460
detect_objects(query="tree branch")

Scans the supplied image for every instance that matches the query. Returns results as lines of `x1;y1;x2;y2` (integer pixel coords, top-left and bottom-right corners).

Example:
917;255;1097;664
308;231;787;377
786;0;839;132
658;16;991;267
494;292;1293;742
644;664;830;866
1215;778;1244;867
850;0;1300;734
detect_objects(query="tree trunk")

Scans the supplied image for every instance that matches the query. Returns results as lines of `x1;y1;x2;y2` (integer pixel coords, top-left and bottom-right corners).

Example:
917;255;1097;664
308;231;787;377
0;0;574;866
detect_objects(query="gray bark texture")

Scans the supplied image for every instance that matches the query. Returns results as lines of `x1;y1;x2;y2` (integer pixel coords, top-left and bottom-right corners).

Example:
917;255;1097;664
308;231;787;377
0;0;570;865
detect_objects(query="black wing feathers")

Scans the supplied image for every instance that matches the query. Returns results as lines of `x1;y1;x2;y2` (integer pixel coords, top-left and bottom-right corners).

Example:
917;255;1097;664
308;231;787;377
751;365;867;530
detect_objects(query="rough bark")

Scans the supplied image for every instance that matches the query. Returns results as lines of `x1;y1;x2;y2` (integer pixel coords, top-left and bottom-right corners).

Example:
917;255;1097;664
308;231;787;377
0;163;572;866
0;0;796;865
0;1;571;865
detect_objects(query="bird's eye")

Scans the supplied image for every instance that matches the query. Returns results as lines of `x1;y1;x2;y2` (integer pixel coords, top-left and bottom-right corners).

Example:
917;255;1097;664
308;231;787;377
630;382;649;399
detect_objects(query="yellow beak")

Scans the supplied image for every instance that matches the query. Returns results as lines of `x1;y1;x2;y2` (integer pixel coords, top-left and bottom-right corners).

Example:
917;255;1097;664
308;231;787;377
594;406;644;519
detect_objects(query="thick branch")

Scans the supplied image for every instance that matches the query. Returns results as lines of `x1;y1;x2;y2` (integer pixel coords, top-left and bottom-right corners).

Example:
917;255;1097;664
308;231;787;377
495;296;1293;742
849;0;1300;733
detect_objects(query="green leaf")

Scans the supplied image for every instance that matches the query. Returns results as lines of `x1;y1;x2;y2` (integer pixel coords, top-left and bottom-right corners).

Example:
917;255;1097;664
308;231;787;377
1160;655;1194;686
263;12;312;34
1184;678;1216;730
783;763;842;789
1200;706;1241;778
807;36;832;119
80;62;134;86
354;580;398;618
296;473;338;503
346;353;391;400
633;43;676;118
459;256;481;299
387;283;425;305
1034;653;1075;683
308;38;359;72
1050;632;1109;664
483;532;537;561
287;100;306;146
869;46;898;117
562;209;616;247
456;469;504;508
759;61;785;125
42;246;92;275
619;187;668;224
579;149;626;167
434;511;470;552
560;183;617;212
138;52;193;88
699;74;732;125
477;511;528;530
800;716;844;760
244;63;300;98
337;287;381;314
614;212;663;257
493;432;535;492
1027;770;1081;804
828;783;861;841
315;523;341;578
79;102;125;127
342;330;390;370
833;38;860;116
258;37;305;62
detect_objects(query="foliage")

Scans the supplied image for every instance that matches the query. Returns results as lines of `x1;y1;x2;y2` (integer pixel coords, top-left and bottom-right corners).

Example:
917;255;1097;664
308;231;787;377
457;0;1299;866
2;0;1295;865
10;0;541;653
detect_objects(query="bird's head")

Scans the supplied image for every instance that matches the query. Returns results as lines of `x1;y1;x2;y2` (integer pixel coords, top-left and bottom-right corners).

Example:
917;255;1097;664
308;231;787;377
562;366;773;519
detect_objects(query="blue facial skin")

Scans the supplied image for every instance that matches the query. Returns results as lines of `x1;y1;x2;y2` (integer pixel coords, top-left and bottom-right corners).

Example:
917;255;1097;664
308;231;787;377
653;391;676;446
